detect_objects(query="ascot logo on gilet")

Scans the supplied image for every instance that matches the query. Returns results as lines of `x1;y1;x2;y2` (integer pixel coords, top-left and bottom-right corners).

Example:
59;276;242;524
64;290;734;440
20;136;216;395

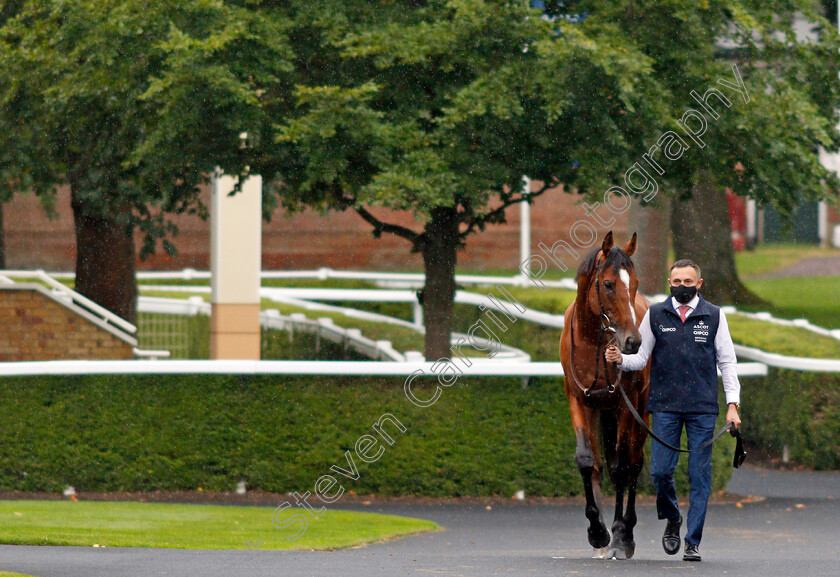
694;319;709;342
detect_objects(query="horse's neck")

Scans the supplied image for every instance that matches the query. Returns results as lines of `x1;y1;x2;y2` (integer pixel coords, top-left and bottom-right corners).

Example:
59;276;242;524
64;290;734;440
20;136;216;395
573;299;601;344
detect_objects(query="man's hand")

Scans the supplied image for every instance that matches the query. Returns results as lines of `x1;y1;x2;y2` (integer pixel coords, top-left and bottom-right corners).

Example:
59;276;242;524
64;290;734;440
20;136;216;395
605;345;622;364
726;403;741;429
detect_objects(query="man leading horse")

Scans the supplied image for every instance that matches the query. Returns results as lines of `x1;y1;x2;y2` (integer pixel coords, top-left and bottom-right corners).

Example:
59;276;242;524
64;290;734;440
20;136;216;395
605;257;742;562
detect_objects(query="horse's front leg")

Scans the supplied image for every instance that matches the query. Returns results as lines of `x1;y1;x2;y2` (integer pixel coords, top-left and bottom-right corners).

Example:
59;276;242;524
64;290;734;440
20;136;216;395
606;442;629;560
570;397;610;552
616;403;647;559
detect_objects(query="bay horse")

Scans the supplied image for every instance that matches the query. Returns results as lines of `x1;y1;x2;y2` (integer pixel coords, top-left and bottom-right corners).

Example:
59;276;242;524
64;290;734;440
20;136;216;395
559;231;651;560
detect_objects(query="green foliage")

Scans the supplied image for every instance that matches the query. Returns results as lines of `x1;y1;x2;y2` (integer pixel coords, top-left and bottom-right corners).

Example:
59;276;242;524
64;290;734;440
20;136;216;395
741;369;840;469
613;0;840;213
0;375;733;496
276;0;665;223
0;0;292;255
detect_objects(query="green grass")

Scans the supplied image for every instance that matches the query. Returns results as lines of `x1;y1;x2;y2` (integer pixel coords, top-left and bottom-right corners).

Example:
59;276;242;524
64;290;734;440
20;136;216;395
0;573;40;577
727;314;840;358
485;286;840;360
735;243;840;277
738;277;840;329
0;500;437;550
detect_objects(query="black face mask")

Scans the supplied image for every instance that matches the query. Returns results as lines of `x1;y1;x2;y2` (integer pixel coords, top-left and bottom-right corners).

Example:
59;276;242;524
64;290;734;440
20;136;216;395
670;284;697;304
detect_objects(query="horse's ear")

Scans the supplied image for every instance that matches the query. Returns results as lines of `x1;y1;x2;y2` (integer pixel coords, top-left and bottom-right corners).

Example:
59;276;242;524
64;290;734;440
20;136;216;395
601;231;614;256
624;232;637;257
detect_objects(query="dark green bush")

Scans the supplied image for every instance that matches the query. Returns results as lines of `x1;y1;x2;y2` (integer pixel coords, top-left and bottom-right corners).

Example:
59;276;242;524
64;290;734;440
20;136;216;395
0;374;733;496
740;369;840;469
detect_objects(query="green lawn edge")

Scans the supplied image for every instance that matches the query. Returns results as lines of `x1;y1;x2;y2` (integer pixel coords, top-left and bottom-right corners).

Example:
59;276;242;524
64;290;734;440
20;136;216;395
0;500;438;550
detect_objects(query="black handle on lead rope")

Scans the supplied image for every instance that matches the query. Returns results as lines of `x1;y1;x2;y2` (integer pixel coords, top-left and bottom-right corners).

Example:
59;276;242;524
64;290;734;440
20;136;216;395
616;380;741;461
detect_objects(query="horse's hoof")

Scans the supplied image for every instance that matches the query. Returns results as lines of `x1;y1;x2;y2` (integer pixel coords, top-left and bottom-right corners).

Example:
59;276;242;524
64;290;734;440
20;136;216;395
588;524;611;549
606;546;627;560
623;540;636;559
592;547;608;559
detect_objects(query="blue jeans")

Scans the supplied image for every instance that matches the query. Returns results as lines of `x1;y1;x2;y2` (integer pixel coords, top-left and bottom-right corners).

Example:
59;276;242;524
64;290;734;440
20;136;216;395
650;411;717;546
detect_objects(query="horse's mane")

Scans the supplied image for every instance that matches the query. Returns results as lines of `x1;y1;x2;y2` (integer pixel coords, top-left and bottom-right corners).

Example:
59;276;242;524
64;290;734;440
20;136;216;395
576;244;635;281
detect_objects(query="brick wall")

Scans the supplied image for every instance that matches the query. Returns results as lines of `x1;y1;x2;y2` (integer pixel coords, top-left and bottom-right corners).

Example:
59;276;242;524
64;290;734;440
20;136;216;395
0;287;134;361
3;182;631;272
3;183;837;273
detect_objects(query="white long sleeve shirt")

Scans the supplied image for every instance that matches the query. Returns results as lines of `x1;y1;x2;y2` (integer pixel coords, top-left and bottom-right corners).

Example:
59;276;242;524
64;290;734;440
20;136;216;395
616;294;741;405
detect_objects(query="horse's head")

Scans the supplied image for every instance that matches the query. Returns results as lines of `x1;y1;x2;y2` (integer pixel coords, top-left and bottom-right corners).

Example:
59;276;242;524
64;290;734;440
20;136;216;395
577;231;642;354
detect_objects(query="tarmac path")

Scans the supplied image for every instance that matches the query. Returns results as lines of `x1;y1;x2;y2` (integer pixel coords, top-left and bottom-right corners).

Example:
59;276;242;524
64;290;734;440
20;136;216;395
1;465;837;577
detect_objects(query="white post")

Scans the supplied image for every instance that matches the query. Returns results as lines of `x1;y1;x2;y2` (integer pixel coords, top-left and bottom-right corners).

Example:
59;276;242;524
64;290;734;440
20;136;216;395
210;168;263;359
818;200;828;247
413;299;423;328
746;198;756;245
519;175;531;280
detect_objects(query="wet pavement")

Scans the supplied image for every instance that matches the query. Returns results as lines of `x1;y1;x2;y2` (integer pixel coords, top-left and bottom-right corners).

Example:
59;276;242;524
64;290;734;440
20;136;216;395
0;465;836;577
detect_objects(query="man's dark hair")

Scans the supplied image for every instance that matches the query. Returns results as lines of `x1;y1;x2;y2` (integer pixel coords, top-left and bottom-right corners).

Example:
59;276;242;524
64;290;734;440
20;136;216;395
670;259;701;279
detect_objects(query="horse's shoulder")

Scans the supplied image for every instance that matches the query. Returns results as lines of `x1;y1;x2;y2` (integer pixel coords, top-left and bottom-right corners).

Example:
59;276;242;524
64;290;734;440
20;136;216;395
563;298;577;319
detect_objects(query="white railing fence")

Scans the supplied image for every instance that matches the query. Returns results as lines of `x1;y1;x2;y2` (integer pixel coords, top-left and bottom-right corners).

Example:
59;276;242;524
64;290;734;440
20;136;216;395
4;269;840;375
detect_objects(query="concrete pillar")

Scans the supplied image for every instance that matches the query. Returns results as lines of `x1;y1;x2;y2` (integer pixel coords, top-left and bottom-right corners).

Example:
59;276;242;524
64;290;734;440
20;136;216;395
210;170;262;359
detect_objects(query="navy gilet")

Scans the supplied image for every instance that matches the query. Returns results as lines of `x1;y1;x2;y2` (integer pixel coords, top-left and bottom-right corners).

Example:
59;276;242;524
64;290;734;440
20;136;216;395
647;294;721;414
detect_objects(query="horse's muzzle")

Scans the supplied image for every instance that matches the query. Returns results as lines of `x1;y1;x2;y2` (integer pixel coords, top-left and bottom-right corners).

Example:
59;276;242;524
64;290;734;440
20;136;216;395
622;334;641;355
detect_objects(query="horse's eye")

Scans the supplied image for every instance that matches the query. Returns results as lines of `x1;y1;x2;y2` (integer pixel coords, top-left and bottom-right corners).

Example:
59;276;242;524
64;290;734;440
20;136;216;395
603;280;614;290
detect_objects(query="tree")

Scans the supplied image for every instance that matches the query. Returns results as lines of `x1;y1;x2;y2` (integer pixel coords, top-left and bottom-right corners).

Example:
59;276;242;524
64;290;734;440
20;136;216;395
0;0;292;321
272;0;668;358
0;0;27;269
605;0;840;304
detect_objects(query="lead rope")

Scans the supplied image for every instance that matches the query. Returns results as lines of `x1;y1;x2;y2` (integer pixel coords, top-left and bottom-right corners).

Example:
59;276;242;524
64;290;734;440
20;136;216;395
568;256;740;456
616;382;737;453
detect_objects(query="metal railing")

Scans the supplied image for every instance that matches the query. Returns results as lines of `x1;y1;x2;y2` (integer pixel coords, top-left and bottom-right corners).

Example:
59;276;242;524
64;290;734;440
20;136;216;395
7;268;840;373
0;359;770;378
0;270;136;335
137;296;406;361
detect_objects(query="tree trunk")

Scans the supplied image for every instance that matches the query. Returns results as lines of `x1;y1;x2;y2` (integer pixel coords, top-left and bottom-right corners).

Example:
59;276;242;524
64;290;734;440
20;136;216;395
671;172;767;306
71;188;138;324
628;196;670;296
421;206;459;360
0;199;5;269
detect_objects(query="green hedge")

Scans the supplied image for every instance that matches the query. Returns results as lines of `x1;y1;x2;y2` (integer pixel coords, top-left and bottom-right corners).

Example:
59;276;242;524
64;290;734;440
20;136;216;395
0;374;734;496
741;369;840;470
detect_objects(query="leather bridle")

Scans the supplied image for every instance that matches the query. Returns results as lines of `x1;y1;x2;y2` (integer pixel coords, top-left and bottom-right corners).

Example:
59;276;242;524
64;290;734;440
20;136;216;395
568;254;623;397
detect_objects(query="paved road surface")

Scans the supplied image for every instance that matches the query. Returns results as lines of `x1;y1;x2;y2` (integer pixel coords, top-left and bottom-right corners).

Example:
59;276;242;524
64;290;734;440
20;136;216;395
1;465;837;577
752;254;840;278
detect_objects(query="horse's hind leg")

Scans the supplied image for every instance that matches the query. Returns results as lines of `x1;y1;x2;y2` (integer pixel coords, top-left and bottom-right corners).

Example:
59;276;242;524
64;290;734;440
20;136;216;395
571;400;610;551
